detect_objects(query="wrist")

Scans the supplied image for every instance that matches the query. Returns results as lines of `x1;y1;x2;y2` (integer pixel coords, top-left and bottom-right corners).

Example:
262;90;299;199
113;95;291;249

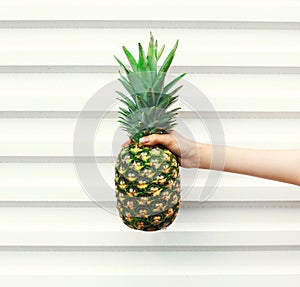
198;143;212;169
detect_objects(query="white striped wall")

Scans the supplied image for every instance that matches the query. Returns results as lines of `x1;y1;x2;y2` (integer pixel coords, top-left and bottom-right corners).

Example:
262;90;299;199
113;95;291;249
0;0;299;286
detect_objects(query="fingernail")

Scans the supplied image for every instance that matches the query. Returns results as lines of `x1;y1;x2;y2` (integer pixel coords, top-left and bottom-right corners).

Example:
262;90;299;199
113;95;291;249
139;137;149;144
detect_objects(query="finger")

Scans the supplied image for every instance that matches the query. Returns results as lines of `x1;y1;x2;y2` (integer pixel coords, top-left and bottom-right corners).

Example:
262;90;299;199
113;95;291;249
139;134;173;147
122;138;132;147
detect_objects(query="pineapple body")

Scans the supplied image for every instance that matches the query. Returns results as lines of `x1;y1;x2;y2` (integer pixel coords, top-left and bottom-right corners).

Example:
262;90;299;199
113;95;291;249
115;143;181;231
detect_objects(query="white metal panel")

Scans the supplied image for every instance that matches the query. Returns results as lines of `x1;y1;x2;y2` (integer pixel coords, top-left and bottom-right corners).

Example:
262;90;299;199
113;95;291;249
0;251;299;275
0;118;298;156
0;29;299;66
0;0;299;22
0;73;299;112
0;207;299;246
0;275;300;287
0;275;299;287
0;163;299;202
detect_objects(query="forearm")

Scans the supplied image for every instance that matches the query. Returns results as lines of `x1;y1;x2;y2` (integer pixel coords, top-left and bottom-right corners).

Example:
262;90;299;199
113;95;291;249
198;143;300;186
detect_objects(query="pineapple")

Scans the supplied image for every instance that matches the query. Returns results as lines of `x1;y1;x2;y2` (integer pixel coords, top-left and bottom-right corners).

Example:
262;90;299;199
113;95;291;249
114;33;185;231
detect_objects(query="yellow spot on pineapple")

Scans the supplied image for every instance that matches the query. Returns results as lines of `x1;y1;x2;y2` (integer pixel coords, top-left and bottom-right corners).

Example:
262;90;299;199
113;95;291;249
123;155;132;164
153;216;162;225
166;208;174;217
117;193;125;201
130;145;143;154
127;173;137;182
140;152;151;161
151;186;162;196
166;179;174;189
137;180;148;189
119;180;127;190
138;209;149;217
131;161;143;171
172;195;179;204
126;201;134;210
163;153;170;161
118;165;126;175
142;169;156;179
162;164;170;174
125;212;133;222
150;148;161;156
153;203;164;212
156;175;166;184
150;159;162;169
161;191;171;201
136;221;145;230
172;169;178;178
127;188;139;197
139;197;152;205
172;158;178;167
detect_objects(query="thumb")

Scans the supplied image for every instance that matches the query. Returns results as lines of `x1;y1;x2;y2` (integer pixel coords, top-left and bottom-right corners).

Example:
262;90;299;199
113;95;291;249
139;134;173;147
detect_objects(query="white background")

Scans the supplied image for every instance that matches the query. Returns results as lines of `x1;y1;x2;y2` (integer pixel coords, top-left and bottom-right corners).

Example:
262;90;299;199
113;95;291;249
0;0;299;286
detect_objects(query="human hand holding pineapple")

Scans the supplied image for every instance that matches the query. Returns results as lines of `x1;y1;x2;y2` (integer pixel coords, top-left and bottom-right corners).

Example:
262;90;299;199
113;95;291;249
137;133;300;187
123;131;202;169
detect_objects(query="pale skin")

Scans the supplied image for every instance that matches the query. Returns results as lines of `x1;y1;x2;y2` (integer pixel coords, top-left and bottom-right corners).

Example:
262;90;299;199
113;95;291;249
123;131;300;186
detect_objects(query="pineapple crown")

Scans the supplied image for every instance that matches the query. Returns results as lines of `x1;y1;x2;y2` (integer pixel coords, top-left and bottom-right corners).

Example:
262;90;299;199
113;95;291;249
114;32;186;143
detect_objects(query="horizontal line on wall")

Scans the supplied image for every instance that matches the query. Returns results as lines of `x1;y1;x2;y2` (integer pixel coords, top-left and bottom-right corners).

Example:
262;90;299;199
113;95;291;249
0;156;114;163
0;111;299;119
0;20;299;30
1;245;300;252
0;66;300;74
0;201;299;208
183;201;300;208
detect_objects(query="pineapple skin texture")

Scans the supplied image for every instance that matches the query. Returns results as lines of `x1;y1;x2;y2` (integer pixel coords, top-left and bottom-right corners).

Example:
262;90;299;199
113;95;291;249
115;143;181;231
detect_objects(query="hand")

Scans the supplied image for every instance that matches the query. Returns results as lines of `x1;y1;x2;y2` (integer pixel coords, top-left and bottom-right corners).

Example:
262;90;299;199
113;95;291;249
123;131;201;168
122;132;300;186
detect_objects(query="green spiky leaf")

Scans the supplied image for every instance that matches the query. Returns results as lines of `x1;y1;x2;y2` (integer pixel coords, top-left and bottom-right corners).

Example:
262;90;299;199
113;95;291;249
114;33;186;142
114;56;131;75
157;44;165;61
147;32;157;82
122;46;138;72
162;73;186;94
137;43;148;71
